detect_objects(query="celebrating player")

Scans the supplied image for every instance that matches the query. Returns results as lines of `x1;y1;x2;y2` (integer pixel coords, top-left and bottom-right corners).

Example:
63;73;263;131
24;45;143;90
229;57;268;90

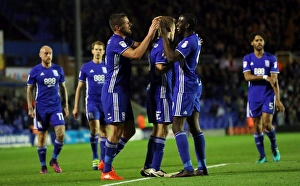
140;16;175;177
160;13;208;177
100;13;160;180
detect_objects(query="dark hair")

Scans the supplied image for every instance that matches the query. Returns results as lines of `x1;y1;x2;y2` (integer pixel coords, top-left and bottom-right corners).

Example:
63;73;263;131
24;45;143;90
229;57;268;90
91;41;105;49
109;13;127;31
248;31;267;43
181;13;197;31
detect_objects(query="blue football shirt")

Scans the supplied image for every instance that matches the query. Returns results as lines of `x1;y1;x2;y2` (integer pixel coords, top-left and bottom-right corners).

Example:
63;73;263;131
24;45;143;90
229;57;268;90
78;60;106;104
103;34;134;93
174;33;202;94
27;63;65;108
243;52;279;102
148;38;172;99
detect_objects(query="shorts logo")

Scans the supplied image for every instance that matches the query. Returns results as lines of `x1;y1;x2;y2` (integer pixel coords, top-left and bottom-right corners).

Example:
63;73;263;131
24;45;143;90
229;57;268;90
88;112;94;120
122;112;125;121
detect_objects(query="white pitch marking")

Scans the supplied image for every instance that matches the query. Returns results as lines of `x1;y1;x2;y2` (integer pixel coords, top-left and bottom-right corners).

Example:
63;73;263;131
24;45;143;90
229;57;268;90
102;163;228;186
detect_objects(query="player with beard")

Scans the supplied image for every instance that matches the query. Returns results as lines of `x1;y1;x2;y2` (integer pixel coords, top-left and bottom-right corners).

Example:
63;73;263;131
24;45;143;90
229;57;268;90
243;31;284;163
27;45;69;174
100;13;160;180
72;41;108;170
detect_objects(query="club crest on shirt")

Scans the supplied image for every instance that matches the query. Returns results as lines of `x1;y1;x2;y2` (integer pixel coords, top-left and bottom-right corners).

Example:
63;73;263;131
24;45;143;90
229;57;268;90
265;60;270;67
243;61;247;68
52;70;59;76
102;67;107;73
119;41;127;48
181;41;188;48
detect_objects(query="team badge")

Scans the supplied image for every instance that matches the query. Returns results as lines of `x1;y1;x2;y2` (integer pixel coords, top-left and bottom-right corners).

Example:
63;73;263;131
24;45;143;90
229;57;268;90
265;60;270;67
102;67;107;73
181;41;189;48
119;41;127;48
52;70;58;76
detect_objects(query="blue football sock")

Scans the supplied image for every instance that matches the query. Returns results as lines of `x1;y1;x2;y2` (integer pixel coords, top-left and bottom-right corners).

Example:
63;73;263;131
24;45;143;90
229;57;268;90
52;139;63;159
100;137;107;161
193;132;207;169
38;146;47;166
116;137;127;155
103;140;117;173
265;128;277;151
144;136;155;168
152;137;166;171
90;134;99;160
175;132;194;172
254;132;265;158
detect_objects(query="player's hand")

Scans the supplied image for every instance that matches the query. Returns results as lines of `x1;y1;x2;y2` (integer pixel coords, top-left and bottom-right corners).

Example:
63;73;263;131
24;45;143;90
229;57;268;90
72;108;78;119
28;108;35;118
63;106;69;117
148;16;161;38
276;101;285;113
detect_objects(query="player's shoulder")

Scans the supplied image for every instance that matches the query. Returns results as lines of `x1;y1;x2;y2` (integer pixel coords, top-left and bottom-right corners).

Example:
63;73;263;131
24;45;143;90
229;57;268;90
264;52;276;58
243;52;254;60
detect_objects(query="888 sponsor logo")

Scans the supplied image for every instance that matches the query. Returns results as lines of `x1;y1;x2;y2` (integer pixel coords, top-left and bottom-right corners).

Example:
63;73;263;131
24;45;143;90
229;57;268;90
253;68;265;76
94;75;105;84
44;78;56;87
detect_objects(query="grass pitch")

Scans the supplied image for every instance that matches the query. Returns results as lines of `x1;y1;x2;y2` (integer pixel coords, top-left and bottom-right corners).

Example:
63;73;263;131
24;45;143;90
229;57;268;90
0;132;299;186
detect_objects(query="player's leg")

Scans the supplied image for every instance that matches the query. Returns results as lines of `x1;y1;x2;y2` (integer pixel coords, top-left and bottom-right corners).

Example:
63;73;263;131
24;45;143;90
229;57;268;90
37;130;48;174
249;102;267;163
115;102;136;155
35;108;49;174
141;124;157;177
89;119;100;170
171;116;195;177
253;116;267;163
98;124;108;171
101;123;124;180
262;112;280;161
171;93;195;177
49;109;66;173
49;125;65;173
100;92;125;180
187;111;208;176
150;123;169;177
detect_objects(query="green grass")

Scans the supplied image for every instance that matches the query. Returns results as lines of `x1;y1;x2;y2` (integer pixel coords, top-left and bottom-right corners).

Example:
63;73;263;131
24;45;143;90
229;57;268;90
0;133;299;186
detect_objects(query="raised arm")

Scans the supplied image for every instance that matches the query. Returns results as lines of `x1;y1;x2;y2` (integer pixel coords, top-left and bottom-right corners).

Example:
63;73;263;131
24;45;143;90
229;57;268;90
122;17;160;59
160;24;182;63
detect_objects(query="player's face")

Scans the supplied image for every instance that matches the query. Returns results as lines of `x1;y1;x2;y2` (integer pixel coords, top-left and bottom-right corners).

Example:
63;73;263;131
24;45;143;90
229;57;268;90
39;47;52;64
176;16;185;35
119;17;132;36
251;35;265;52
92;44;105;60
